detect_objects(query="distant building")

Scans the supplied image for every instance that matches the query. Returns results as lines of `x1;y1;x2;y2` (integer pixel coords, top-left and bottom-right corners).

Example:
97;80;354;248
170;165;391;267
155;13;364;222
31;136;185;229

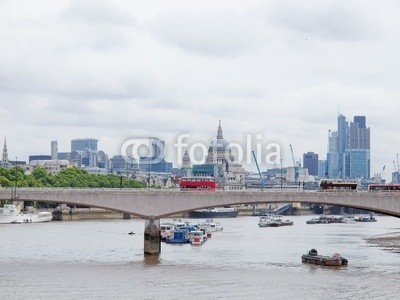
57;152;71;160
71;138;98;152
326;114;370;179
318;160;327;178
392;171;400;183
2;136;8;164
182;149;191;169
139;158;173;174
29;155;51;163
110;155;138;174
195;121;245;190
51;141;58;160
29;160;70;174
303;152;319;176
345;116;370;179
327;130;339;178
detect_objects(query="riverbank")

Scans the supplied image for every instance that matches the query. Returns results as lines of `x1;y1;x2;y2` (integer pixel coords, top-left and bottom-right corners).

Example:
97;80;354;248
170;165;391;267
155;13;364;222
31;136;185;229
365;232;400;251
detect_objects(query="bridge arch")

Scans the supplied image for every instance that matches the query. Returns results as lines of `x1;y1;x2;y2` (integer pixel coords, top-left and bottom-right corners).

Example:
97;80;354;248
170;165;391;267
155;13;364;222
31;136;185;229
1;188;399;219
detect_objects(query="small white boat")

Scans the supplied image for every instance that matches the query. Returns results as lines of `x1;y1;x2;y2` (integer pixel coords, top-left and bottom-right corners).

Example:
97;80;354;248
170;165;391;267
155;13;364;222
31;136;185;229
0;204;52;224
189;231;205;245
258;214;293;227
160;222;174;241
341;215;356;223
201;219;223;231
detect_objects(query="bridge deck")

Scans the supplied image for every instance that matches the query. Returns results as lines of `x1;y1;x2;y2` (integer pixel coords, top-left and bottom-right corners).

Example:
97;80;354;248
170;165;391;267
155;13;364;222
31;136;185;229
1;188;399;218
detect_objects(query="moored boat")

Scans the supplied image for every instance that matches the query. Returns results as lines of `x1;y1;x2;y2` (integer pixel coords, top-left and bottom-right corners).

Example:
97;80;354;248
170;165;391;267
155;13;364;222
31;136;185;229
165;229;190;244
189;207;238;218
201;219;223;231
301;249;348;266
258;214;293;227
355;215;377;222
160;222;174;241
0;204;52;224
189;231;205;245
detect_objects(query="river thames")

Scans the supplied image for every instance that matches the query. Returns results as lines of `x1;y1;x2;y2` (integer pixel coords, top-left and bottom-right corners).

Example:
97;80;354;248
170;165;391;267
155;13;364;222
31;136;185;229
0;215;399;299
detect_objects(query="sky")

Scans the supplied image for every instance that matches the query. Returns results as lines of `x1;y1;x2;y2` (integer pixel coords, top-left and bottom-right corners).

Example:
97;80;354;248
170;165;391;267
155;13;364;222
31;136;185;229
1;0;400;179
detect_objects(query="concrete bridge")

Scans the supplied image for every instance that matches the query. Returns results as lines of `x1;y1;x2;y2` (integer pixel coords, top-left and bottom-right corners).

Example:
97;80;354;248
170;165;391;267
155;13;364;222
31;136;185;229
2;188;399;255
1;188;399;218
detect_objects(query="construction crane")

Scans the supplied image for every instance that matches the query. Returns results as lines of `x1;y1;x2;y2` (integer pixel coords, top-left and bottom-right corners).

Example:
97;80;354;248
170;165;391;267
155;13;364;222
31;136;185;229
289;144;299;183
397;153;400;171
252;151;265;191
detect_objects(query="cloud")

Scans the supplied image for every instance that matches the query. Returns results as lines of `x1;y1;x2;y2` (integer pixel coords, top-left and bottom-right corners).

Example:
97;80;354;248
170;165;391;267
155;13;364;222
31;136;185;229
146;8;268;57
267;1;379;41
0;0;399;180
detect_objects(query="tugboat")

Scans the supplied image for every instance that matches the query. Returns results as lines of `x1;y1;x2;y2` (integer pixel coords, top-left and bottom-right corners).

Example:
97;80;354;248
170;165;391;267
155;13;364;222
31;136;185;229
301;249;348;266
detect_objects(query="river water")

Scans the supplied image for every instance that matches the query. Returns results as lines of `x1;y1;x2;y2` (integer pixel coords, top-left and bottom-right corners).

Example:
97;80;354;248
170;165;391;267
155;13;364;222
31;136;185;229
0;215;399;299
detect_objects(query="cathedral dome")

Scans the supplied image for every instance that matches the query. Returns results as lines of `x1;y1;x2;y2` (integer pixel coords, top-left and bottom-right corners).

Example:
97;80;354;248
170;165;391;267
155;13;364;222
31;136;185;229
208;121;230;152
209;136;230;151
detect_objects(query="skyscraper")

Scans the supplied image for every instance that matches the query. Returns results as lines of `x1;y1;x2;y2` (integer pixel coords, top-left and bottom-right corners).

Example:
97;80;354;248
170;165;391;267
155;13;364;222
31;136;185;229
51;140;58;160
346;116;370;178
303;152;319;176
71;138;98;152
326;114;371;179
337;114;348;179
327;130;339;178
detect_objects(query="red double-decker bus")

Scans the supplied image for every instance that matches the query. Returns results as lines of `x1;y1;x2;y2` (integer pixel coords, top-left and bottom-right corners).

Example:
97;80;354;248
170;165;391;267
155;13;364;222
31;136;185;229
179;176;216;191
368;183;400;192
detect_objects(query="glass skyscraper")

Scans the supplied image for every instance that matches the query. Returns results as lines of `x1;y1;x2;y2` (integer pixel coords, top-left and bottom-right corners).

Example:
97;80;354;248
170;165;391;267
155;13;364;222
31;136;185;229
326;115;370;179
71;138;98;152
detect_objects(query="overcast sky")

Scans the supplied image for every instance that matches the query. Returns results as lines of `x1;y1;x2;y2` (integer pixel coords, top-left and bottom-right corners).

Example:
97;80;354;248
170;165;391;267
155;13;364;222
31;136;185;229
1;0;399;179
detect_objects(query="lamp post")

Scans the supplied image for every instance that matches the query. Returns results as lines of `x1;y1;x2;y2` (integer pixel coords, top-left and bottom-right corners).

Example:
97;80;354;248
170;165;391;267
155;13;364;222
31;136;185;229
14;156;18;200
280;158;283;191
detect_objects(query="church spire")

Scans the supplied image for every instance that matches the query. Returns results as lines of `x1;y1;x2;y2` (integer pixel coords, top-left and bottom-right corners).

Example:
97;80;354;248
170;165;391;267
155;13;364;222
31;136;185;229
2;135;9;163
182;149;191;169
217;120;223;139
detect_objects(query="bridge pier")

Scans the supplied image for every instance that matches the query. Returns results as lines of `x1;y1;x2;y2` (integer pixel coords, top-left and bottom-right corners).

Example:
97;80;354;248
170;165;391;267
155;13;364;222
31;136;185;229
144;216;161;255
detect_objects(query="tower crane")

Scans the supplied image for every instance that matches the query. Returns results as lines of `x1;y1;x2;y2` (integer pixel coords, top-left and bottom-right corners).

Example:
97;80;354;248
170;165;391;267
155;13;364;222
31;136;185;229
289;144;299;183
252;151;265;191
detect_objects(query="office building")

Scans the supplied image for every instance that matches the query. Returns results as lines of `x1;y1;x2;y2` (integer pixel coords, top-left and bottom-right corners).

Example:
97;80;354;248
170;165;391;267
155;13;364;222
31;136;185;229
326;114;371;179
303;152;319;176
51;141;58;160
71;138;98;152
29;155;51;163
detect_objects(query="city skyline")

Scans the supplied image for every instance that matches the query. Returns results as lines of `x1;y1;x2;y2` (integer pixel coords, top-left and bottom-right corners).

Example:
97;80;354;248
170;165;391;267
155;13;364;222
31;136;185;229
1;1;400;180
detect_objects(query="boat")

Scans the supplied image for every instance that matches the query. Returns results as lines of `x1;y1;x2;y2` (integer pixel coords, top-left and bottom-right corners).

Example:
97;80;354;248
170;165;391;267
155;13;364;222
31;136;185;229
301;249;348;266
189;230;205;245
188;207;238;218
355;215;377;222
160;222;174;241
306;215;341;224
0;204;52;224
165;229;190;244
258;214;294;227
281;219;294;226
341;215;356;223
201;219;223;231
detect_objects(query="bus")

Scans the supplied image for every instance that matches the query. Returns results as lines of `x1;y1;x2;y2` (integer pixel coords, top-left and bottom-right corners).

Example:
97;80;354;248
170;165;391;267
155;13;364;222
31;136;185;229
179;176;216;191
319;180;358;191
368;183;400;192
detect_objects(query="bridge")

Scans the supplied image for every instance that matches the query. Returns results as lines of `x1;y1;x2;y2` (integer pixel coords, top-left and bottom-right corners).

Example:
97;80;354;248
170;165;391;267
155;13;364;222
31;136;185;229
1;188;399;218
1;188;399;255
